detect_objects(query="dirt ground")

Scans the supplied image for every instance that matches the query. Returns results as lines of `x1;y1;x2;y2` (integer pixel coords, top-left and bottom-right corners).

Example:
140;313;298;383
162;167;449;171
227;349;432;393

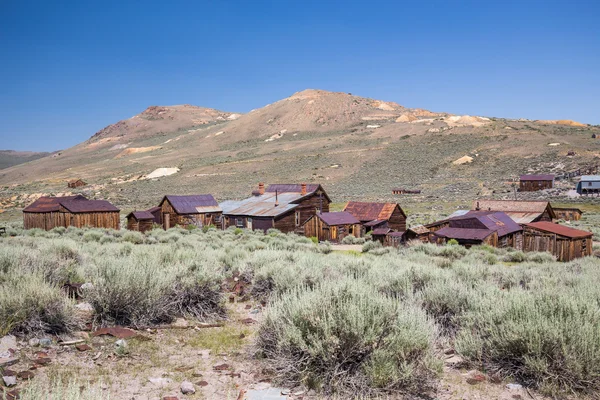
1;296;556;400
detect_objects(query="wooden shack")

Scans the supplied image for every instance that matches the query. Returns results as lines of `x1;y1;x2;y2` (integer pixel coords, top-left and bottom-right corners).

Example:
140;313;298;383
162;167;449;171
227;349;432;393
523;221;592;261
23;195;120;230
67;179;87;188
159;195;222;229
302;211;361;243
384;231;406;247
404;225;430;243
472;200;555;224
126;208;160;233
519;174;554;191
392;188;421;195
343;201;407;235
553;207;583;221
433;211;523;249
220;183;331;233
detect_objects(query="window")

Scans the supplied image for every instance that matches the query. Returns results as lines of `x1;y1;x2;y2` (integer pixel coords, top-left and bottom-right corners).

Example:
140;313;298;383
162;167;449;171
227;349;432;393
235;218;244;227
295;211;300;226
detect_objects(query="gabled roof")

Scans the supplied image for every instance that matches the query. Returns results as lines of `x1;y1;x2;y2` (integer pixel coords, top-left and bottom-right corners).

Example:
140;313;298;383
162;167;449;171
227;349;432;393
472;200;555;220
579;175;600;182
387;231;406;237
407;225;429;235
343;201;406;222
23;195;87;213
553;207;583;214
451;211;522;237
372;227;392;235
161;195;221;214
520;174;554;181
525;222;592;239
317;212;360;226
127;210;155;220
60;199;120;213
265;183;331;203
435;227;494;241
364;219;387;227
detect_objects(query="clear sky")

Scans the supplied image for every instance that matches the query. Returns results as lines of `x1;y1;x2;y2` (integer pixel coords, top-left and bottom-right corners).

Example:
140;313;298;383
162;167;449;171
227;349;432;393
1;0;599;151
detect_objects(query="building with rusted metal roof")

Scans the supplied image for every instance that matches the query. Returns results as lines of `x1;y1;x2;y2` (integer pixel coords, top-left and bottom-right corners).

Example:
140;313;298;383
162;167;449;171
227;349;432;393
404;225;430;243
23;195;120;230
343;201;407;235
433;211;523;249
523;221;592;261
519;174;554;191
221;183;331;233
158;195;221;229
472;200;555;224
302;211;361;243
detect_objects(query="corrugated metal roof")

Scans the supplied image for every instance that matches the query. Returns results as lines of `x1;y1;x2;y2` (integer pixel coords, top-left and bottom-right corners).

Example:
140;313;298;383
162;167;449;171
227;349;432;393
364;219;387;227
264;183;331;203
221;192;299;217
525;222;592;239
472;200;554;219
407;225;429;235
344;201;404;222
451;211;522;237
60;199;120;213
372;227;392;235
23;195;87;213
162;195;220;214
446;210;470;219
387;231;406;237
318;211;360;226
435;227;493;241
520;174;554;181
127;210;155;220
579;175;600;182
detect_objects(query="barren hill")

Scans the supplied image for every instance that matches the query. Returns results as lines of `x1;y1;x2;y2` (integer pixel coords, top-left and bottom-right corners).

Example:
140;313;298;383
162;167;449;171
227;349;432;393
0;150;52;170
1;89;599;214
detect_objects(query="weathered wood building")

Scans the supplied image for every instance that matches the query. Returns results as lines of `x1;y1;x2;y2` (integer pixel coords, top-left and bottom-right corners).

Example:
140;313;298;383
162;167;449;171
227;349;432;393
220;183;331;233
553;207;583;221
472;200;555;224
303;211;361;243
404;225;430;243
126;207;161;233
576;175;600;196
23;195;120;230
343;201;407;235
519;174;554;191
159;195;222;229
67;179;87;188
523;221;592;261
433;211;523;249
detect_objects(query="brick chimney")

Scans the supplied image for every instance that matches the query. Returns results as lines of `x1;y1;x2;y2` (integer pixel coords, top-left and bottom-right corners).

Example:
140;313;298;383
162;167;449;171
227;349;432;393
258;182;265;195
301;183;307;196
274;190;279;207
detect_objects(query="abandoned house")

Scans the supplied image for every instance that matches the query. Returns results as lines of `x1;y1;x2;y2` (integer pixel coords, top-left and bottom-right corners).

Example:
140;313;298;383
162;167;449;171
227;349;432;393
404;225;431;243
519;174;554;191
433;211;523;249
126;207;161;233
472;200;555;224
576;175;600;195
552;207;583;221
302;211;361;243
67;179;87;189
343;201;407;235
384;231;406;247
159;195;222;229
220;183;331;233
23;195;120;230
522;221;592;262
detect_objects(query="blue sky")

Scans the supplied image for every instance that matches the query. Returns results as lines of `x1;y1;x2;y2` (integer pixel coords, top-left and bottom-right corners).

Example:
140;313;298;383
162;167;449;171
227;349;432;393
1;0;599;151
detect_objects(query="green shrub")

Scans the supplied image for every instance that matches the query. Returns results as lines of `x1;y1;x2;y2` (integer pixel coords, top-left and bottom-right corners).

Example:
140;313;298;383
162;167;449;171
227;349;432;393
503;251;527;263
82;230;104;242
256;280;439;395
362;240;382;253
122;231;144;244
447;239;459;245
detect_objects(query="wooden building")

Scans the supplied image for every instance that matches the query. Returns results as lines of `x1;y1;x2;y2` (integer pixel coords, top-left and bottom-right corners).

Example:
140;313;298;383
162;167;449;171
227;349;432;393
519;174;554;191
159;195;222;229
220;183;331;233
126;207;160;233
392;188;421;195
576;175;600;196
472;200;555;224
23;195;120;230
433;211;523;249
67;179;87;188
523;222;592;261
302;211;361;243
404;225;430;243
385;231;406;247
343;201;407;235
553;207;583;221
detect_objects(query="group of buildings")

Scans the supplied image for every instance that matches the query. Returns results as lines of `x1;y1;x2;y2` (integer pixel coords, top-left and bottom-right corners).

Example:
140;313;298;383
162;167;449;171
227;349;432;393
519;173;600;196
21;182;594;262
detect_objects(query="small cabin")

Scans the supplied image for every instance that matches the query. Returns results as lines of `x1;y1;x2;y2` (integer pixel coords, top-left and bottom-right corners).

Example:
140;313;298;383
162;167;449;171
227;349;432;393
404;225;430;243
67;179;87;188
523;222;592;262
23;195;120;230
126;207;160;233
576;176;600;196
519;175;554;192
302;211;361;243
343;201;407;236
159;195;222;229
433;211;523;249
552;207;583;221
384;231;406;247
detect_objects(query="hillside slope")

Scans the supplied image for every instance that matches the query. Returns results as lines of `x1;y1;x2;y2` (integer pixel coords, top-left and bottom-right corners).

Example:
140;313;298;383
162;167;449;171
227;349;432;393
0;150;52;170
1;89;599;213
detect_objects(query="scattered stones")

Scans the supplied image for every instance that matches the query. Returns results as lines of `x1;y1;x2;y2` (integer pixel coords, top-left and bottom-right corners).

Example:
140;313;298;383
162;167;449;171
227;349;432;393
17;370;34;380
76;344;92;352
197;380;209;387
0;357;18;368
34;357;51;366
163;397;179;400
28;338;40;347
180;381;195;394
444;355;464;366
213;363;230;371
93;327;139;339
172;318;189;328
39;338;52;347
149;377;173;387
59;339;85;346
192;371;204;378
245;304;252;309
2;369;15;376
2;375;17;387
240;318;257;324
